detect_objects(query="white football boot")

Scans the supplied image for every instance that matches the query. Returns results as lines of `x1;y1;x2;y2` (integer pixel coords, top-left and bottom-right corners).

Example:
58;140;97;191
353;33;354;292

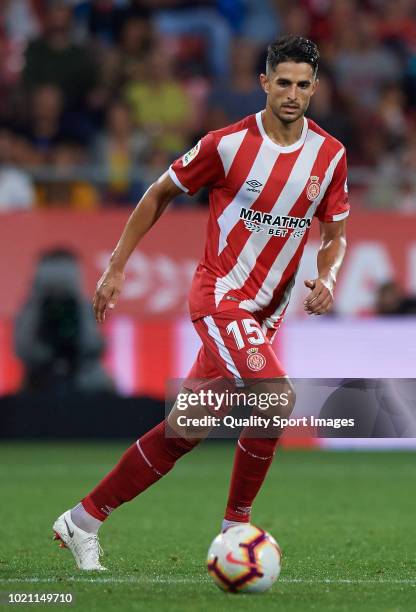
52;510;107;571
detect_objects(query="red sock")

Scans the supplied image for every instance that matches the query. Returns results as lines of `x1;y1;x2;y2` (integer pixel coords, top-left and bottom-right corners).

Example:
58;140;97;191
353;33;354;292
224;436;279;523
82;421;200;521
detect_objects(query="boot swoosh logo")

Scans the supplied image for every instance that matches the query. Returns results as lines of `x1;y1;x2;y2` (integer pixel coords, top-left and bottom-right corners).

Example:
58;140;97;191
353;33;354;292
225;551;257;568
64;518;74;538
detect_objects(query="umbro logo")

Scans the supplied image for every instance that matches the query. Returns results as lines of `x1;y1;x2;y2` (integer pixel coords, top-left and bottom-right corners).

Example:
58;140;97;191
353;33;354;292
246;179;263;193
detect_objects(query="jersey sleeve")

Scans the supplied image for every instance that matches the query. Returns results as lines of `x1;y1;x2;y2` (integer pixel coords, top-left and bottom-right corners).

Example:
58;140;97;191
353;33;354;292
168;133;225;196
314;148;350;222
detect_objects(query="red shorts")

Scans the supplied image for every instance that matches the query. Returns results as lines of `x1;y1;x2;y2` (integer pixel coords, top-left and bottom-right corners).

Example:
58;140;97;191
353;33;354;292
184;308;286;390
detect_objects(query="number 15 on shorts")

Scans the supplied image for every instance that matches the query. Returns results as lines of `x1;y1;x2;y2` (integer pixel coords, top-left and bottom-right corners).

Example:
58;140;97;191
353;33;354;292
226;319;265;349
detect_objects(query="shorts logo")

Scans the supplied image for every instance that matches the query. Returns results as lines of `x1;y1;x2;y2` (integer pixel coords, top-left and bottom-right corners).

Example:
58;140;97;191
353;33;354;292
246;347;266;371
306;175;321;200
182;140;201;166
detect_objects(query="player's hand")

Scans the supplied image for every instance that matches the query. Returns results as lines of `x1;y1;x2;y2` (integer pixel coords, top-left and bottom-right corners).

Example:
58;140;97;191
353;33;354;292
93;266;125;323
303;277;334;315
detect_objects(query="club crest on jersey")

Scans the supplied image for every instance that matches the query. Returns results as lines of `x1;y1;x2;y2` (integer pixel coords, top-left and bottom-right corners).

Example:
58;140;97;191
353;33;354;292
306;176;321;200
246;347;266;372
182;141;201;166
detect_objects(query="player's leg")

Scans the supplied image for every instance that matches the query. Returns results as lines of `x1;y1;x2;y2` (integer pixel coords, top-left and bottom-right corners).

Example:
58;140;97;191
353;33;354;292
75;347;226;532
52;348;222;569
223;377;296;529
52;389;202;570
191;310;295;530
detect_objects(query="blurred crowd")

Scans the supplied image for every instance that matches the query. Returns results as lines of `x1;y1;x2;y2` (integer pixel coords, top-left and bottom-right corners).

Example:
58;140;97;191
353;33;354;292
1;0;416;210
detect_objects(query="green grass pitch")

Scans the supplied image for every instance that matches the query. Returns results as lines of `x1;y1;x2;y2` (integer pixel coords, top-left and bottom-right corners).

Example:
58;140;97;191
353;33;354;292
0;442;415;611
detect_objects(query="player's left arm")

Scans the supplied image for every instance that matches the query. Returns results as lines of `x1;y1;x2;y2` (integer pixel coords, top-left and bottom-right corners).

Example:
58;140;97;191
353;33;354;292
305;145;349;315
304;219;347;315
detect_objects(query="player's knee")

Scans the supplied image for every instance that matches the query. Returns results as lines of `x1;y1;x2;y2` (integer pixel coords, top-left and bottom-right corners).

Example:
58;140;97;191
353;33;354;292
250;377;296;419
167;387;213;440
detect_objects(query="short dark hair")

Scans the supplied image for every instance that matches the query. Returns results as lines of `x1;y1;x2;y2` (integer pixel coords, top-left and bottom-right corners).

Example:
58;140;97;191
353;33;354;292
266;35;319;77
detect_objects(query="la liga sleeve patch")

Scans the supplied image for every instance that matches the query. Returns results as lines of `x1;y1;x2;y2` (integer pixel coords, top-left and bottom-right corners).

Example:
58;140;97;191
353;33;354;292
182;140;201;167
171;132;225;195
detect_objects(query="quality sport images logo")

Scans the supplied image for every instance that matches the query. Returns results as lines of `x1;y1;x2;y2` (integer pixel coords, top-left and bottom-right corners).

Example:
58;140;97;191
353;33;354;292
239;207;312;239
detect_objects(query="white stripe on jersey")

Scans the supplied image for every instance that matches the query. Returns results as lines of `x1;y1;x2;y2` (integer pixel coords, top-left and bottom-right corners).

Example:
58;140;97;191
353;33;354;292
239;213;314;312
204;315;243;386
238;206;314;313
168;165;189;192
217;129;248;177
243;146;346;316
217;141;280;255
214;128;325;307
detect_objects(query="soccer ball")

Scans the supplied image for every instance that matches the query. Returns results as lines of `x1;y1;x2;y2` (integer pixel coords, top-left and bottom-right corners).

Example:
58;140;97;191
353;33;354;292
206;524;282;593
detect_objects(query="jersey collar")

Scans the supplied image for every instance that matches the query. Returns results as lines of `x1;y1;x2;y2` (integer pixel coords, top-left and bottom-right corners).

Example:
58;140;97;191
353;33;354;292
255;111;308;153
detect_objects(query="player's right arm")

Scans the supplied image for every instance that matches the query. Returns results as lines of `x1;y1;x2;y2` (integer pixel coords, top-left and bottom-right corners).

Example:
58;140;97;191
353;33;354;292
93;172;182;322
94;132;224;322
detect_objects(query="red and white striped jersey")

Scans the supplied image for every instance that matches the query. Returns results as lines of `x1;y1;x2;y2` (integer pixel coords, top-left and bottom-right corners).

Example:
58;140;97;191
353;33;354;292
169;111;349;331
